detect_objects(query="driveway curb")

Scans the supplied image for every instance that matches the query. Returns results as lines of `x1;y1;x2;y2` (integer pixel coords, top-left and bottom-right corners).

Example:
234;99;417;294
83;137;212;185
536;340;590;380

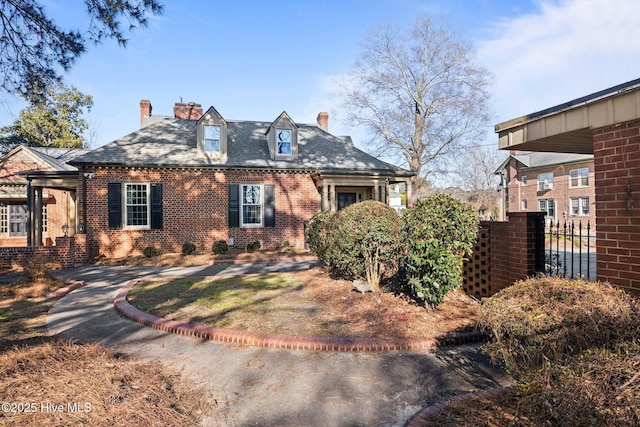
114;279;488;352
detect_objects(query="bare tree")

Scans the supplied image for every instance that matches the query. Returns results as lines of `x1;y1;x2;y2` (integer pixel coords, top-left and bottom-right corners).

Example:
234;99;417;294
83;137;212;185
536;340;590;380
340;16;492;197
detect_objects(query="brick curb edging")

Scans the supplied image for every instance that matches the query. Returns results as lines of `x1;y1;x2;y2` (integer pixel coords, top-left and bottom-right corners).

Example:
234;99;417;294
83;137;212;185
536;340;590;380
405;385;516;427
48;280;86;298
113;279;487;352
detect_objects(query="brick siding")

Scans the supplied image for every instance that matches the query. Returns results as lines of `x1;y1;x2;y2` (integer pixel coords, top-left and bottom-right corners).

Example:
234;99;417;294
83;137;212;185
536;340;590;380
79;167;320;258
593;119;640;292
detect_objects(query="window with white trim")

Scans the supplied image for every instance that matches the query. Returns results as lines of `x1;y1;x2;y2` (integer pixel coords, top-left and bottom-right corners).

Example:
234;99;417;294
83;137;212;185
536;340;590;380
276;128;292;156
204;125;221;154
124;183;150;228
569;168;589;188
539;198;555;219
537;172;554;191
571;197;589;216
521;175;527;186
241;184;262;226
521;200;528;210
0;203;7;234
42;203;47;233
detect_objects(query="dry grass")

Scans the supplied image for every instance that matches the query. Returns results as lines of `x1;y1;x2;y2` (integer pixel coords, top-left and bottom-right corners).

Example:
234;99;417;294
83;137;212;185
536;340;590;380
127;267;479;339
425;277;640;427
0;262;208;426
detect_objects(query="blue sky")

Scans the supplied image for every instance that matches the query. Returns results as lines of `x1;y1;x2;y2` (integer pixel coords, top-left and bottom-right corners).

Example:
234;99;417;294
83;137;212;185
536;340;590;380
2;0;640;159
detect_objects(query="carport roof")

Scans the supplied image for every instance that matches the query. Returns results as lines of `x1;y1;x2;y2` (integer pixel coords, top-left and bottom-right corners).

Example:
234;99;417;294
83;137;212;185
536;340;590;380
495;78;640;155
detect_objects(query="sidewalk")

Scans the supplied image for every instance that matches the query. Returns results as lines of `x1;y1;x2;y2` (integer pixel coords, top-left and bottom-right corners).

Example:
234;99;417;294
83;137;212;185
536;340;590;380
47;262;513;427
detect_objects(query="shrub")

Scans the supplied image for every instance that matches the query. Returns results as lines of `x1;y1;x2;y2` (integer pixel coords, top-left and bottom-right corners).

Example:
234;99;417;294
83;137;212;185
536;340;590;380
325;201;402;288
211;240;229;254
181;242;196;256
245;240;261;253
478;277;640;379
142;246;159;258
400;194;478;307
305;211;335;264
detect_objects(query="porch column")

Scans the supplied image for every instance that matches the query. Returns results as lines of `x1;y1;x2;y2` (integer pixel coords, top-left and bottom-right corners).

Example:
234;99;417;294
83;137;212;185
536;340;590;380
329;185;336;212
34;186;43;246
321;184;329;212
26;180;33;246
405;179;412;205
373;185;380;202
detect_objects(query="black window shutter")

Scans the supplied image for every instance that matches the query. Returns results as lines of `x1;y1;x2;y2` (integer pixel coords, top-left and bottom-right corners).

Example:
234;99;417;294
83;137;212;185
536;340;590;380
150;183;163;229
264;184;275;227
107;183;122;229
228;184;239;228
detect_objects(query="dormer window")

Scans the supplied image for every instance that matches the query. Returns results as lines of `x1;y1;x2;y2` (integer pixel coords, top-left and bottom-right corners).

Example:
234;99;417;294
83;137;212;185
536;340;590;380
266;111;298;160
197;106;227;160
276;129;292;156
204;125;221;154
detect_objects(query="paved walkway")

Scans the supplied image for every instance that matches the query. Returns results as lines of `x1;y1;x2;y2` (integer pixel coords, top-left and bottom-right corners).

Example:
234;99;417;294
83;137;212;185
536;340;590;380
47;262;513;427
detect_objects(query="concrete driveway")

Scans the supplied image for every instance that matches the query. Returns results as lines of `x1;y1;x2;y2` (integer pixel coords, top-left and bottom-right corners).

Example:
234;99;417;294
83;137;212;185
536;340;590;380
47;262;513;427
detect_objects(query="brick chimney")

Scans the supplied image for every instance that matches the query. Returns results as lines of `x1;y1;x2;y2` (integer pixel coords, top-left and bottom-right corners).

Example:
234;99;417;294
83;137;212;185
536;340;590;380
317;112;329;131
173;102;203;120
140;99;152;127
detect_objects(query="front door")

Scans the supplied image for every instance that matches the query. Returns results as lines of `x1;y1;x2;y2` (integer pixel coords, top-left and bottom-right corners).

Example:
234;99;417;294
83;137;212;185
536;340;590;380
337;193;357;211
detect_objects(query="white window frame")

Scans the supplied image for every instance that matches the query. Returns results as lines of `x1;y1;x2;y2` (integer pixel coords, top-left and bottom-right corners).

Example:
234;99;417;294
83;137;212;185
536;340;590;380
521;175;527;186
539;198;556;220
124;182;150;230
275;128;292;157
537;172;554;191
569;167;589;188
241;184;263;227
204;125;221;154
521;199;528;210
571;197;590;216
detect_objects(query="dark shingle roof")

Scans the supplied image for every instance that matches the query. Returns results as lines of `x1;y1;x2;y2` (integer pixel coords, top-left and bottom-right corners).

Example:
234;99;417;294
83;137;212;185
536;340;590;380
27;146;91;172
70;117;411;175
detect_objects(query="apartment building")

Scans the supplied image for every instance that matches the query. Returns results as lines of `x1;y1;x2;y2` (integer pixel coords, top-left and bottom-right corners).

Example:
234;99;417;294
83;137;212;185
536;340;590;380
495;151;594;225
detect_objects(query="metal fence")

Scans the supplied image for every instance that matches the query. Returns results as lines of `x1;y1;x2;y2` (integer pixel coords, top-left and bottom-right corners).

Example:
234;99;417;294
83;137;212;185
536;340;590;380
545;221;595;280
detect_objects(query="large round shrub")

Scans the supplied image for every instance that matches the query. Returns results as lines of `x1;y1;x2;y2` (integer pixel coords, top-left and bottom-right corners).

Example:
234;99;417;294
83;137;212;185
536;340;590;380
305;211;336;265
313;201;402;288
400;194;478;307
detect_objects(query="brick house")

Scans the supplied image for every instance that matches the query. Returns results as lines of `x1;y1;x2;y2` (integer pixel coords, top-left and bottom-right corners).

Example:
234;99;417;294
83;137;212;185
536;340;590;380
0;146;88;247
495;77;640;293
495;151;594;225
66;101;413;258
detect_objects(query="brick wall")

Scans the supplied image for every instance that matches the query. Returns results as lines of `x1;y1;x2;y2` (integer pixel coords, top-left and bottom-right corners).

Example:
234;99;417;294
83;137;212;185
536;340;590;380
463;212;545;298
79;167;320;258
0;236;87;269
593;119;640;293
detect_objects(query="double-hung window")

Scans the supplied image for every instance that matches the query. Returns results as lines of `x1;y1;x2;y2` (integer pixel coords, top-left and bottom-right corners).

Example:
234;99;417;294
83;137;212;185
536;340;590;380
276;129;292;156
571;197;590;216
125;183;150;228
204;125;221;154
241;184;262;226
537;172;554;191
569;168;589;188
228;184;275;228
108;182;163;230
539;198;555;219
